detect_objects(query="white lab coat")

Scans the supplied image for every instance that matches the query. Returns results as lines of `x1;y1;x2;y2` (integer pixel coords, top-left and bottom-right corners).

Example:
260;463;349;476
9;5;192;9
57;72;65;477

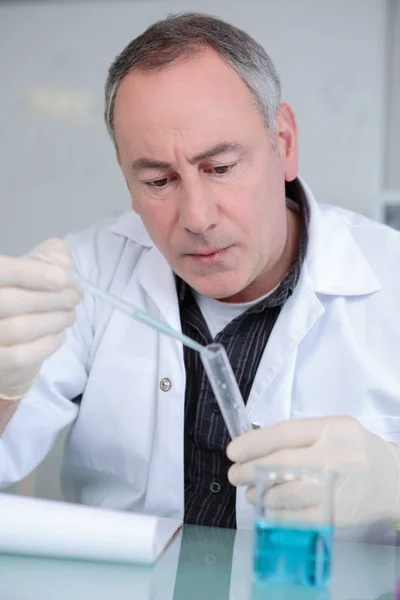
1;178;400;544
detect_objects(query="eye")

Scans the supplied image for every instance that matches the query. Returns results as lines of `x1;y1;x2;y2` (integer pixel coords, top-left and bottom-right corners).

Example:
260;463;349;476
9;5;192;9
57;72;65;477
214;165;231;174
147;177;169;188
204;164;236;175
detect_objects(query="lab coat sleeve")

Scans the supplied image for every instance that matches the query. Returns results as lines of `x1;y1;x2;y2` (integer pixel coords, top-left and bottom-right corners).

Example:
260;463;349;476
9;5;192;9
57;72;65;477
0;241;93;488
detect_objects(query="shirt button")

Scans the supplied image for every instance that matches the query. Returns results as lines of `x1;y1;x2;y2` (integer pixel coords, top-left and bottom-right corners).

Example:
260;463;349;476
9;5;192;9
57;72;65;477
160;378;172;392
210;481;221;494
213;406;220;415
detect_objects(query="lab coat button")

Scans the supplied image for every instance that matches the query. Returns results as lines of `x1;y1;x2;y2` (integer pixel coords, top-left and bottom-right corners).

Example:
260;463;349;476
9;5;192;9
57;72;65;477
160;378;172;392
210;482;221;494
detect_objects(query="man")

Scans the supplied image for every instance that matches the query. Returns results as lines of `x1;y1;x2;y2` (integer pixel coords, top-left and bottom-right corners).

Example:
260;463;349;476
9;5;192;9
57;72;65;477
0;13;399;543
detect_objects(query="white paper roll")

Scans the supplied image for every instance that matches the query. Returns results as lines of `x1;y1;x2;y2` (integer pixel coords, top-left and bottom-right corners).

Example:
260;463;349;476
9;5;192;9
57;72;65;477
0;493;181;565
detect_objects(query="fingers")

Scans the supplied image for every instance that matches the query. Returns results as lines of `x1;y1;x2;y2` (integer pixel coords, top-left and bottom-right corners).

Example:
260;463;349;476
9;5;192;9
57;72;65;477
249;480;326;509
0;239;79;399
228;447;316;487
0;331;66;380
32;238;73;270
0;286;81;318
0;311;76;346
246;484;328;525
0;238;74;291
227;419;331;464
0;256;69;291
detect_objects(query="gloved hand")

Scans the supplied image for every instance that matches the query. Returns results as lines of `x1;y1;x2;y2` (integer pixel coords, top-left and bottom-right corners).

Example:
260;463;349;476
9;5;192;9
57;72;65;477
0;239;81;400
227;416;400;528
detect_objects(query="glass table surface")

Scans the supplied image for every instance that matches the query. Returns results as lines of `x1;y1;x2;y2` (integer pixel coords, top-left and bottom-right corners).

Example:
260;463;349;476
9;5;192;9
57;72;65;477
0;524;398;600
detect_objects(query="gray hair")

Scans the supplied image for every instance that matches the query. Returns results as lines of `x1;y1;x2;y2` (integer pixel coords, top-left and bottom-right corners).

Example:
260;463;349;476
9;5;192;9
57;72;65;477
104;12;281;149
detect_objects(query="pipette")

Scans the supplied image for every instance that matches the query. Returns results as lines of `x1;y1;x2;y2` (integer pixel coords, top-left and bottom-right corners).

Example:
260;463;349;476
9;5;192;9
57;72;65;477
31;251;205;355
31;251;253;438
73;270;209;355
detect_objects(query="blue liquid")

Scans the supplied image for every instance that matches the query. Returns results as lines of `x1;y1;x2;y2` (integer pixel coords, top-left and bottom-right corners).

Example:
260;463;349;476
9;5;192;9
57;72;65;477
254;521;333;588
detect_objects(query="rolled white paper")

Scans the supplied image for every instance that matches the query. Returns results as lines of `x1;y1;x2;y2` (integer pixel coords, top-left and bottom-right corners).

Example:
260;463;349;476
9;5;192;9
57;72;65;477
0;493;181;565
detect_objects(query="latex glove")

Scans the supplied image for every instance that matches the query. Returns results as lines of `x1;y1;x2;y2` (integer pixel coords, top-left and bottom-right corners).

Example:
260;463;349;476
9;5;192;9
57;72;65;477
0;239;81;400
227;416;400;528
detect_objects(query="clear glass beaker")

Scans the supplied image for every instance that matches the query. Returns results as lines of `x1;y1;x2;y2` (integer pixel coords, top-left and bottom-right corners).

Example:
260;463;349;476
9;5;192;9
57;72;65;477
253;466;338;590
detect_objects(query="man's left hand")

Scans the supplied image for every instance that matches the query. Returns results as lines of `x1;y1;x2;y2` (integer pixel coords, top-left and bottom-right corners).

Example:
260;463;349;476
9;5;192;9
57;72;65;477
227;416;400;527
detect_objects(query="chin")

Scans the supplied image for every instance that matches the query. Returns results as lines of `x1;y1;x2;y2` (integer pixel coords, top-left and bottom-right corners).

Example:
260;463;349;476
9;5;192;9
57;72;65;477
191;279;245;301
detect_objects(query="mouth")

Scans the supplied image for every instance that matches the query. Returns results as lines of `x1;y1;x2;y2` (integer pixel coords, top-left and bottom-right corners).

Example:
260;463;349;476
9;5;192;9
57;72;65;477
185;246;231;264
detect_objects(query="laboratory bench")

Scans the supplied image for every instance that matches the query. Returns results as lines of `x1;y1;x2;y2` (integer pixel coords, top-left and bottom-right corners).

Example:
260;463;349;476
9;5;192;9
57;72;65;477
0;524;397;600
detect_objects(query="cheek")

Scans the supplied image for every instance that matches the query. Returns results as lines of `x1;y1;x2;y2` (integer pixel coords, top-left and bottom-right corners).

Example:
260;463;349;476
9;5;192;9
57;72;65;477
141;210;167;240
225;174;287;262
249;165;286;225
227;178;277;237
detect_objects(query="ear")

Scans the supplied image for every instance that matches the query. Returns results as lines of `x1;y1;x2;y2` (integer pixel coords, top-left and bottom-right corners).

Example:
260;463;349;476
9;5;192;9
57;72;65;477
275;103;299;182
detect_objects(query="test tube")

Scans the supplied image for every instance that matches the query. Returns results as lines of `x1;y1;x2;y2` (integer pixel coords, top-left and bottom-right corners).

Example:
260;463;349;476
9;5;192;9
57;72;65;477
200;343;253;439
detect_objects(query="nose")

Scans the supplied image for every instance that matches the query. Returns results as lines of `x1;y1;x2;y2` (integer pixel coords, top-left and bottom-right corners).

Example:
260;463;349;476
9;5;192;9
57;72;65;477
178;180;219;234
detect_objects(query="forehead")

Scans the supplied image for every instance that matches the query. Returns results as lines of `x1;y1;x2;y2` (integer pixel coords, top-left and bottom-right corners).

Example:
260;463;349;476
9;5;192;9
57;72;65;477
113;47;265;156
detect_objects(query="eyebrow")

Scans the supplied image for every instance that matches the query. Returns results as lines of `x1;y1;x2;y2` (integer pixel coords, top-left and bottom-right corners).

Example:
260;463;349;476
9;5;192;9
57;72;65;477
131;142;244;172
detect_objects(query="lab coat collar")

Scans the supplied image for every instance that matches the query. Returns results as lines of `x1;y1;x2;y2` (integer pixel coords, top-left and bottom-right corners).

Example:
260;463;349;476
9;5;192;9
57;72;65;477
107;210;154;247
300;176;382;296
107;176;382;298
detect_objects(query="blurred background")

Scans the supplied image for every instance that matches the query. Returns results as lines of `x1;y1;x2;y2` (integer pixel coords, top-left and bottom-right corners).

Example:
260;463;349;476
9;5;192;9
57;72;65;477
0;0;399;499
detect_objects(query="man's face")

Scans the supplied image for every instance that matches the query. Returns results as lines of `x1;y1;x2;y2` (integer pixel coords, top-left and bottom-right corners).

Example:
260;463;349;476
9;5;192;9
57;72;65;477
114;47;298;302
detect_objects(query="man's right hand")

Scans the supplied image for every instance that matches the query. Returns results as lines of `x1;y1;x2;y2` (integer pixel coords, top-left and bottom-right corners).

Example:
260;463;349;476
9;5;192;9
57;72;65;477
0;239;82;401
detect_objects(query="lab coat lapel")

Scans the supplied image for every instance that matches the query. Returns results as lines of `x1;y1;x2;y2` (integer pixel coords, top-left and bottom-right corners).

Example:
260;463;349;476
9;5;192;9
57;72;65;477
108;211;183;331
247;265;325;419
107;214;186;518
135;246;186;520
135;245;183;333
247;179;382;419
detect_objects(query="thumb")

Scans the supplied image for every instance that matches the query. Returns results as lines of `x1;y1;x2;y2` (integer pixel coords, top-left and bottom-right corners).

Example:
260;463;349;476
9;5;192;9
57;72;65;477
30;238;73;271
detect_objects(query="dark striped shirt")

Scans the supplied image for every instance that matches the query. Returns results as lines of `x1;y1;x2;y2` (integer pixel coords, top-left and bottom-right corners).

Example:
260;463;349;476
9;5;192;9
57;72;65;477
177;179;309;528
